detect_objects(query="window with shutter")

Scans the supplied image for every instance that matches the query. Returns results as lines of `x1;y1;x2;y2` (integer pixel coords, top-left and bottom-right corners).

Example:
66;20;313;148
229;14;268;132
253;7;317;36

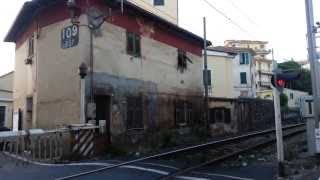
175;101;192;126
154;0;164;6
28;36;34;57
240;52;250;65
126;32;141;57
209;108;231;124
240;72;247;84
0;106;5;127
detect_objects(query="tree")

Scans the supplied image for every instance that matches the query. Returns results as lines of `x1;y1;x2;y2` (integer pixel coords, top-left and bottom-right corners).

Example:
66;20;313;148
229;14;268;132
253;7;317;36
278;60;312;94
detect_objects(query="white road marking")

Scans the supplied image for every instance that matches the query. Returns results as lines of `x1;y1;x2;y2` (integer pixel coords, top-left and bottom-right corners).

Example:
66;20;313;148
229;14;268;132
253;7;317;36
193;172;255;180
3;153;252;180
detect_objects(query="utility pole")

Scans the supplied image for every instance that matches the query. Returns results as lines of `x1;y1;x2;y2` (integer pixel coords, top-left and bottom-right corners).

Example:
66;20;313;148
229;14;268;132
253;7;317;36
305;0;319;155
272;50;285;177
203;17;209;129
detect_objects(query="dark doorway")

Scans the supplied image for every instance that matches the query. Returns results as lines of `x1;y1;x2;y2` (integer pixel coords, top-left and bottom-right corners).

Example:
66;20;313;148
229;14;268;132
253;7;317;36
18;109;23;130
95;95;111;135
94;95;111;152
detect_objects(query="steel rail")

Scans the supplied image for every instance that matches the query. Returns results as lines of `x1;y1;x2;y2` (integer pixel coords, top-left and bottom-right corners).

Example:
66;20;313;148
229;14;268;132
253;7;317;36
160;127;306;180
56;123;305;180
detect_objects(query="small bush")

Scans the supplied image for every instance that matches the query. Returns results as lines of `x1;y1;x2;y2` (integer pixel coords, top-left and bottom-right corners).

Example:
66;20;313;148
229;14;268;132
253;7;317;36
191;126;210;140
159;130;177;148
106;145;128;157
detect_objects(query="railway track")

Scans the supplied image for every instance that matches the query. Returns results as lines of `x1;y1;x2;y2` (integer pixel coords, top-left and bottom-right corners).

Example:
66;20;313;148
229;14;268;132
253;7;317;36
56;123;306;180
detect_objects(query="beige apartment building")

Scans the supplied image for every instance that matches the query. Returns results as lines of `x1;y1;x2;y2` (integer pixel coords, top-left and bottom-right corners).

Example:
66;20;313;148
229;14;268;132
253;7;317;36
206;48;236;98
5;0;207;139
225;40;273;99
128;0;178;24
0;71;13;129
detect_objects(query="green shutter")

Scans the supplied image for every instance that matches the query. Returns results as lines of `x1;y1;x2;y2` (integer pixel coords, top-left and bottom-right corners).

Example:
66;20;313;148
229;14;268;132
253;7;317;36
240;72;247;84
134;34;141;57
127;32;134;54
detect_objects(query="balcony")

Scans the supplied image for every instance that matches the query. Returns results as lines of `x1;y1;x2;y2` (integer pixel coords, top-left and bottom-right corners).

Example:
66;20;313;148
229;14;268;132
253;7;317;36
258;81;272;89
258;70;273;75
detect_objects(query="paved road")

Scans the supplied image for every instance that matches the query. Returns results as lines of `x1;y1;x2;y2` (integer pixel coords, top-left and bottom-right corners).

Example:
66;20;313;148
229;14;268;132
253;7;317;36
0;154;276;180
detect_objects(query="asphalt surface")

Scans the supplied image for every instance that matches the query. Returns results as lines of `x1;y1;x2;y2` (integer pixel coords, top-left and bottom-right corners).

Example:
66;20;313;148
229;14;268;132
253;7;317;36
0;153;279;180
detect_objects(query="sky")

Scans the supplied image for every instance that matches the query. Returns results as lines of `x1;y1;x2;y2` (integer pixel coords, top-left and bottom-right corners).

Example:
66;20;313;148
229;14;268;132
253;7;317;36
0;0;317;76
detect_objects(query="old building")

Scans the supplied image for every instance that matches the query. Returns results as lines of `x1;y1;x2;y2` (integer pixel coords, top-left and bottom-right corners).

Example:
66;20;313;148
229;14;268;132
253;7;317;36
0;71;13;129
225;40;273;99
5;0;208;139
128;0;178;24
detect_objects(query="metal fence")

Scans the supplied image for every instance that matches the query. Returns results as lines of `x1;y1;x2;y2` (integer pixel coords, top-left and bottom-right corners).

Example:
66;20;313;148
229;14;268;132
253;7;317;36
0;125;98;163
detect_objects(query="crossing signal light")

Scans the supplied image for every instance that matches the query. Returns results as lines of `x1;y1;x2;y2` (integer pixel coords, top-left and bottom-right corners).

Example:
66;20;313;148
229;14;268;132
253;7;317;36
271;70;301;92
276;79;285;88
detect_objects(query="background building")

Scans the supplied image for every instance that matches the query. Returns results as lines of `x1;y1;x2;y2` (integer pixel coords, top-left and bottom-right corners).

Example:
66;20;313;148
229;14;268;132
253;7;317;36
128;0;178;24
225;40;273;99
283;88;308;109
208;46;256;98
0;71;13;129
206;48;236;98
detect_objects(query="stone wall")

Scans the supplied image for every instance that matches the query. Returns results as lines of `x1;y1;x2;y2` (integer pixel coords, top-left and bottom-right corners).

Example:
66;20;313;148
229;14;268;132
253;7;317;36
209;98;274;135
235;98;274;132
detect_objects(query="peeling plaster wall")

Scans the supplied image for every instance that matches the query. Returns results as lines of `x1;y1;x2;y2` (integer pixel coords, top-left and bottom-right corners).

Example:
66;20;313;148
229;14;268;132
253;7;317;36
13;37;36;129
88;21;203;137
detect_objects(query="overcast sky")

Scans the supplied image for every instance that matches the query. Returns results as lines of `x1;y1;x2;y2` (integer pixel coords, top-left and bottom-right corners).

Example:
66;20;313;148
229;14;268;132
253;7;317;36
0;0;318;76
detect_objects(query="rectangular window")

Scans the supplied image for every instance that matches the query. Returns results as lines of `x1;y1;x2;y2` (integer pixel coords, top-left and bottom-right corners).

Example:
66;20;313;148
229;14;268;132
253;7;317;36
127;97;143;130
175;101;192;126
26;97;33;112
290;93;294;99
307;101;313;115
126;32;141;57
203;69;212;86
240;72;247;84
0;106;5;127
154;0;164;6
240;52;250;65
28;35;34;57
209;108;231;124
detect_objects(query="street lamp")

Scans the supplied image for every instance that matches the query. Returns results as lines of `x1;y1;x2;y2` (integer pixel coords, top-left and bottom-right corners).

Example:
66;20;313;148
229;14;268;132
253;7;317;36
67;0;107;122
66;0;80;25
78;62;88;124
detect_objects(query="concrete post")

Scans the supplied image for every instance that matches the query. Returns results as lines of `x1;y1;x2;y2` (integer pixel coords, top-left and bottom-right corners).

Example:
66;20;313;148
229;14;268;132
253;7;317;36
272;60;284;177
80;78;86;124
79;62;88;124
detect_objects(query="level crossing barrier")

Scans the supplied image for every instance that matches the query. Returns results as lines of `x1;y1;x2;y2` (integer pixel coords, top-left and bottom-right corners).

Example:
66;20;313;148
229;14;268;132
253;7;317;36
0;124;99;163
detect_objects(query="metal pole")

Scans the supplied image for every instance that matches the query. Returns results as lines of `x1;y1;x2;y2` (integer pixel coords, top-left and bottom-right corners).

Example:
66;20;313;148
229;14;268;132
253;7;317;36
89;29;94;104
176;0;179;25
80;78;86;124
305;0;319;155
203;17;209;129
272;53;285;177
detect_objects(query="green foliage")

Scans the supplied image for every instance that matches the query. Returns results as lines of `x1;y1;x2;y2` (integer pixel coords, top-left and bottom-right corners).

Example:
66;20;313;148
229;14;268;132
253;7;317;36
278;60;312;94
191;126;211;140
105;145;128;157
159;130;177;148
280;93;288;107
